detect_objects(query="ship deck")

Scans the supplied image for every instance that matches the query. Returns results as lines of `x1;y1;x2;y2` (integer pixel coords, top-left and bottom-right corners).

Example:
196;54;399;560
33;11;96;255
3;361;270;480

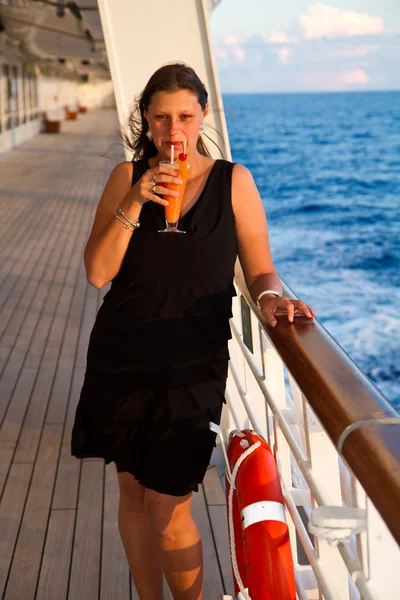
0;110;233;599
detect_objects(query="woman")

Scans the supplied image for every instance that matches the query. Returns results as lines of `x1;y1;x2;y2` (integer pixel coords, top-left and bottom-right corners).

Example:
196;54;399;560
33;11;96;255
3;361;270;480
71;63;315;600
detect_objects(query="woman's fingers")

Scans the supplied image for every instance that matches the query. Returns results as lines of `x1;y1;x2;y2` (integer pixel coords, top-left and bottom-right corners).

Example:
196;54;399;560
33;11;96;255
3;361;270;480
291;300;316;318
262;298;290;327
154;166;182;186
157;165;180;177
270;297;295;322
149;191;169;206
155;172;182;185
263;307;278;327
268;298;293;322
150;187;173;205
137;183;168;206
262;297;316;327
150;184;178;198
140;168;182;206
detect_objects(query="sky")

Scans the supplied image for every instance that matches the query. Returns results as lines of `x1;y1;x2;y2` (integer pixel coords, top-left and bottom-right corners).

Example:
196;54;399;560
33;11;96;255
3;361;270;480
209;1;400;92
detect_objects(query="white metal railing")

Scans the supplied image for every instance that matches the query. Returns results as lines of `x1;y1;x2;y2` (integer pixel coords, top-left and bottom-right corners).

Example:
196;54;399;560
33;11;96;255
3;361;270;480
219;284;400;600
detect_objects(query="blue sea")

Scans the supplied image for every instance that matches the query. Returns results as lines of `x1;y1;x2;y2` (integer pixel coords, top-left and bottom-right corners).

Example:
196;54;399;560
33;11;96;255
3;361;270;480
223;91;400;410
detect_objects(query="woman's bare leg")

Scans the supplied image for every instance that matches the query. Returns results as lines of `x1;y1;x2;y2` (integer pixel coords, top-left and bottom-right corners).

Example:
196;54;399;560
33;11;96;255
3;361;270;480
116;470;163;600
146;489;203;600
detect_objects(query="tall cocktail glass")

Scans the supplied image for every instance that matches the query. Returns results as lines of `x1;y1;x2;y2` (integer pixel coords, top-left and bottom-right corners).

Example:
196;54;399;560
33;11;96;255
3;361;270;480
158;158;189;233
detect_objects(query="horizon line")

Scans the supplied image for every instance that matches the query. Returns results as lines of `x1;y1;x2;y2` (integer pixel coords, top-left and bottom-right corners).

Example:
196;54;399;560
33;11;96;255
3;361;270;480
220;88;400;95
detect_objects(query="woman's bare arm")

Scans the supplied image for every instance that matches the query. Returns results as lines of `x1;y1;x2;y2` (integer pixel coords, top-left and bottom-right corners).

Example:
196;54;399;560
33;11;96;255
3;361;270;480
232;164;281;294
232;164;315;326
84;161;180;288
84;161;141;288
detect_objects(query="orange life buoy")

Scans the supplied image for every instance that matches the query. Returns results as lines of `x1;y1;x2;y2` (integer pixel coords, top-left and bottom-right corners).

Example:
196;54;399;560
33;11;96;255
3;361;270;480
226;430;296;600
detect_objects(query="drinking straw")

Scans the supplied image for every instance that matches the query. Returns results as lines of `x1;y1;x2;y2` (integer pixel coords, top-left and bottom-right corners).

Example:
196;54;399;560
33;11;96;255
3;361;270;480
170;144;174;164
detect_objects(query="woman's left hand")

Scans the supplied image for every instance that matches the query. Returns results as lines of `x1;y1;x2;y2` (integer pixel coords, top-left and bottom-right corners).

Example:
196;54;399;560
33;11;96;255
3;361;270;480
259;295;316;328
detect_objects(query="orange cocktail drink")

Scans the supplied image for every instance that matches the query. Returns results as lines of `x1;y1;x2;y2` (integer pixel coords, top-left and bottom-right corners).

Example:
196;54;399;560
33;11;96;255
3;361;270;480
165;158;188;222
158;154;189;233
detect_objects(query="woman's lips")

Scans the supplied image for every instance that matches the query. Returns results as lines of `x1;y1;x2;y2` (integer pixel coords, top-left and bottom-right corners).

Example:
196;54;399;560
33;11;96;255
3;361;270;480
165;141;183;146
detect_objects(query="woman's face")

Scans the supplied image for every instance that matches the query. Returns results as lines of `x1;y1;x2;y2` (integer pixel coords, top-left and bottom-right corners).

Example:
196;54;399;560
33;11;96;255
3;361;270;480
144;89;207;160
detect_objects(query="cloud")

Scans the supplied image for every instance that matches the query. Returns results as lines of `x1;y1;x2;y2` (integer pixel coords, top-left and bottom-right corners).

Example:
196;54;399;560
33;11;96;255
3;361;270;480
340;45;381;58
215;47;228;59
340;68;370;85
276;47;293;65
263;31;290;45
222;35;246;64
224;35;239;45
253;51;263;66
299;3;384;40
297;67;371;90
232;46;246;63
212;25;400;92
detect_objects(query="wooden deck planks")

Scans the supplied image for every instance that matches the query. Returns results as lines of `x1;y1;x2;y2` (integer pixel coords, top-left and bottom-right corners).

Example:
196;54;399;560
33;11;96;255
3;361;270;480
0;174;91;428
44;258;90;426
68;460;104;600
35;509;76;600
192;484;226;598
0;188;65;311
0;181;82;372
0;462;33;598
0;368;37;494
4;424;62;599
0;110;234;600
203;467;235;595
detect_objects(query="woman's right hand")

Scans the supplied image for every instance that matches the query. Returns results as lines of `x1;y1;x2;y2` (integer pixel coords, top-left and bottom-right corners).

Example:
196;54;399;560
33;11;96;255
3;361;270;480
128;164;183;208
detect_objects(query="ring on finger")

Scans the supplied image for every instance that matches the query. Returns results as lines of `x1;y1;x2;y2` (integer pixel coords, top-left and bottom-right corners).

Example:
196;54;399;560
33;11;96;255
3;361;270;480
151;184;157;194
152;174;157;184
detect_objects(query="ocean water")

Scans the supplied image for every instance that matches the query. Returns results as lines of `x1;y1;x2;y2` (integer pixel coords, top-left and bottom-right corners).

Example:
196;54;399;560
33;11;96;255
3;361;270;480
223;91;400;410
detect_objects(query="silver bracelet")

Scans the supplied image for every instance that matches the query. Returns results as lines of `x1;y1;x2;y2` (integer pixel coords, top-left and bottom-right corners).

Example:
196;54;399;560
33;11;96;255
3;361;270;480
114;213;137;230
114;204;140;229
256;289;282;309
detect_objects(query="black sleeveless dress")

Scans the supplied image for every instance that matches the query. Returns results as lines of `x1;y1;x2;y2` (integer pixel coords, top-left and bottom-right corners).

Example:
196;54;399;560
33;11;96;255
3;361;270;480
71;158;238;496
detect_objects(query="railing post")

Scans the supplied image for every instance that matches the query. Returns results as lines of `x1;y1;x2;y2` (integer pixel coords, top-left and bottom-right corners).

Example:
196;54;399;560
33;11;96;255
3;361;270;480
240;310;269;438
263;337;301;568
263;333;289;473
223;294;247;440
303;403;350;599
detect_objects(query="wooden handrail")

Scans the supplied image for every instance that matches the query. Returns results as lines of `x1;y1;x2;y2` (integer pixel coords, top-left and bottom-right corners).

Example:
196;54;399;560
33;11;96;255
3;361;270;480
235;266;400;545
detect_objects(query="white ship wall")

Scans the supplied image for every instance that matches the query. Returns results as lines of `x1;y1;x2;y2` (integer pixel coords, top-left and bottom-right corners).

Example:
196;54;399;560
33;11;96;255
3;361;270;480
40;77;115;117
0;58;115;154
79;80;115;109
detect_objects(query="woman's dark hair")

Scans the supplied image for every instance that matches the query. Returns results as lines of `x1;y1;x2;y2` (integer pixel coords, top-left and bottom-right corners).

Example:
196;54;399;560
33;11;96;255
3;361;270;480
120;63;223;160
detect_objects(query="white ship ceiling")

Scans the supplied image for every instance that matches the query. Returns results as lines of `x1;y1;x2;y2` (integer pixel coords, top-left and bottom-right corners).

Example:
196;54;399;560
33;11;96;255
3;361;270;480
0;0;108;75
